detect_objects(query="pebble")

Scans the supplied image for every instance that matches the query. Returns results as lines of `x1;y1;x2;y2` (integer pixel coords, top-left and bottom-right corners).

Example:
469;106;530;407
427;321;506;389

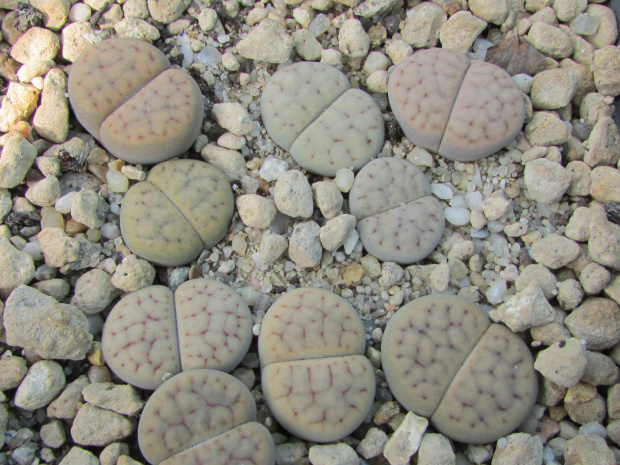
237;195;277;228
357;427;388;459
146;0;189;23
259;234;288;264
534;338;587;387
212;103;253;136
24;175;60;207
40;419;66;448
275;443;308;465
444;207;470;226
469;0;508;24
71;189;109;229
557;279;585;311
383;411;428;465
515;264;557;299
565;434;616;465
492;433;544;465
293;29;322;61
401;2;445;48
527;22;573;59
237;19;293;63
100;443;130;465
593;46;620;96
588;219;620;270
319;214;356;252
260;157;288;182
0;238;34;297
312;181;343;219
110;255;156;292
565;297;620;350
71;403;136;446
47;375;90;419
82;383;145;416
490;284;555;332
524;158;572;203
531;233;580;269
10;27;60;64
584;4;618;49
585;117;620;167
59;446;99;465
531;68;578;110
385;39;412;65
38;227;102;272
0;356;27;391
14;360;65;410
69;3;93;22
481;193;511;220
486;279;508;304
582;350;619;386
565;382;606;424
338;18;370;58
417;433;455;465
70;269;118;314
579;262;611;295
439;11;487;53
309;443;360;465
590;166;620;203
32;69;69;143
288;221;322;268
334;168;354;193
274;170;313;219
364;51;390;74
0;132;37;189
3;285;93;360
114;17;160;40
201;144;246;182
566;161;591;196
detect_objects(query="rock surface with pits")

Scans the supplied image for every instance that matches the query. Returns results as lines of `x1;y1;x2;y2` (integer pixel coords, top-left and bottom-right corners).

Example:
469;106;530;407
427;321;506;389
382;294;537;444
388;47;525;162
138;369;275;465
68;38;203;164
260;61;384;176
120;159;233;267
102;278;252;390
258;288;375;442
348;157;444;264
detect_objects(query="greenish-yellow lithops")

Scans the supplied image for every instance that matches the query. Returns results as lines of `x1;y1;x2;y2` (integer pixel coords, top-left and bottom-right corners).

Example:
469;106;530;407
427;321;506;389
120;159;233;267
102;279;252;390
261;62;384;176
382;294;537;444
259;288;375;442
138;369;275;465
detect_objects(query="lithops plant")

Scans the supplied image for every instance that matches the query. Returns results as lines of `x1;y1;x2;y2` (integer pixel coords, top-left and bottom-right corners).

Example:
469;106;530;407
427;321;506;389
138;369;275;465
261;62;384;177
388;48;525;162
102;278;252;390
120;159;234;267
258;288;375;442
68;38;203;164
382;294;537;444
348;157;444;264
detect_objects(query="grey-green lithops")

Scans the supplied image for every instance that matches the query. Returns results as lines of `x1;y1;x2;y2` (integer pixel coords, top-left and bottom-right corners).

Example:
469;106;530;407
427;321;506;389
382;294;537;444
68;38;203;164
348;157;444;264
261;62;384;177
101;278;252;390
120;159;233;267
258;288;375;442
138;369;275;465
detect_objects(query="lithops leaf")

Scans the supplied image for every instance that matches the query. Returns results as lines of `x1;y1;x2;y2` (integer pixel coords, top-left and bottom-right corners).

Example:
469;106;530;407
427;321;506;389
68;38;170;138
289;89;384;177
382;295;489;417
138;370;268;465
99;69;203;164
260;62;350;150
262;356;375;443
382;294;537;444
259;288;375;442
388;48;525;161
431;324;537;444
101;286;180;390
120;159;233;267
175;279;252;372
159;422;275;465
258;288;365;366
349;158;444;264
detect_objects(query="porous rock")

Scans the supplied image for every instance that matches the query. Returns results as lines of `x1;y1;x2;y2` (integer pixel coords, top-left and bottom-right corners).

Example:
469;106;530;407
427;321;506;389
14;360;66;410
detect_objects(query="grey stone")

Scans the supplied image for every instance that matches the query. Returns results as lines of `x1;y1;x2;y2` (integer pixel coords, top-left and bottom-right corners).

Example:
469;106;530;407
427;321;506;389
38;228;102;272
534;338;587;387
237;19;293;63
47;375;90;419
357;427;388;459
312;181;343;220
274;170;313;219
530;233;580;269
14;360;66;410
71;269;119;315
40;419;66;448
439;11;486;53
588;219;620;270
259;234;288;264
236;194;277;229
0;237;34;298
100;443;130;465
418;433;455;465
338;18;370;58
0;132;37;188
71;403;136;446
309;443;360;465
288;221;322;268
81;383;145;416
71;189;109;229
565;297;620;350
59;447;99;465
492;433;544;465
401;2;445;48
147;0;190;23
32;69;69;143
320;214;356;252
0;355;27;390
524;158;572;203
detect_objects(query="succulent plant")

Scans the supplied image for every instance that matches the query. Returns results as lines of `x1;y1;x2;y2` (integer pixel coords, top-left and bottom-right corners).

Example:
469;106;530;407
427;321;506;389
388;48;525;162
261;62;384;176
382;294;537;444
138;369;275;465
258;288;375;442
348;157;444;264
120;159;234;267
68;38;203;164
102;278;252;390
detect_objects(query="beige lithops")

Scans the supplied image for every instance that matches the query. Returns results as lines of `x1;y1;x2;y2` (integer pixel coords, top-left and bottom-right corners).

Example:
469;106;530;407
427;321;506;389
68;38;203;164
138;369;275;465
382;294;537;444
261;62;384;176
102;278;252;390
259;288;375;442
388;48;525;162
120;159;234;267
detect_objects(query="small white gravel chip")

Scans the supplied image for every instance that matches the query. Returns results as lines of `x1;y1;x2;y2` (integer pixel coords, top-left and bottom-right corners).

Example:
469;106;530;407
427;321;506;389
274;170;313;219
338;18;370;58
481;194;511;220
69;3;92;22
212;103;253;136
490;284;555;332
319;214;356;252
259;234;288;264
236;194;277;228
383;411;428;465
444;207;470;226
534;338;587;388
15;360;66;410
430;183;453;200
288;221;322;268
236;19;293;63
334;168;354;193
55;191;77;214
486;280;508;305
106;169;129;193
110;255;155;292
0;237;35;297
312;181;343;219
259;157;288;182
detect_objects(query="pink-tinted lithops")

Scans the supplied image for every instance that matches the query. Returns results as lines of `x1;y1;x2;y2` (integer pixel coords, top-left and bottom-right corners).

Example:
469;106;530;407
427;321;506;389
382;294;537;444
68;38;203;164
258;288;375;442
102;278;252;390
261;62;384;177
388;48;525;162
120;159;234;267
138;369;275;465
348;157;444;264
